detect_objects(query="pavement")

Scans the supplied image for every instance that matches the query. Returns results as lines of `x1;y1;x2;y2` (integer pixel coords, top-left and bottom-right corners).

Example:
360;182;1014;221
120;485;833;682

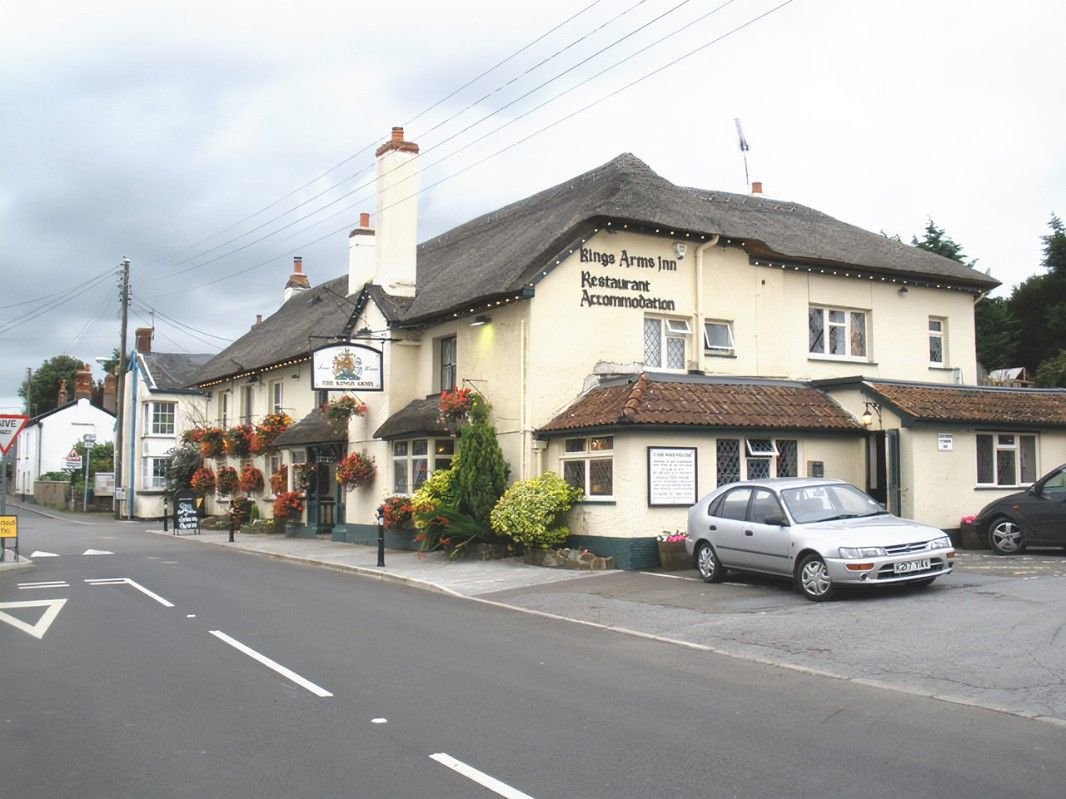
5;498;1066;728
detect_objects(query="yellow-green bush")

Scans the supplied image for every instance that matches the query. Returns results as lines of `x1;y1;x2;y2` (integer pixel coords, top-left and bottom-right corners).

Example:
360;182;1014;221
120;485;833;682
489;472;582;549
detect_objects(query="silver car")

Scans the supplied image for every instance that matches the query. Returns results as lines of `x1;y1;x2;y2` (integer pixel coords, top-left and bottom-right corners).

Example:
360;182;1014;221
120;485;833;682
685;478;955;601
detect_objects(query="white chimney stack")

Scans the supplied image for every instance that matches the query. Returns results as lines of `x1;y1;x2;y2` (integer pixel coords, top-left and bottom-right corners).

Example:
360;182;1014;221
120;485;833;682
348;211;376;296
283;256;311;302
374;126;419;297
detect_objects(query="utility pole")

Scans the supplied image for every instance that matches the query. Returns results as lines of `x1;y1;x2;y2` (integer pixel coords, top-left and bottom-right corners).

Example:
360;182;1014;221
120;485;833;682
114;258;130;520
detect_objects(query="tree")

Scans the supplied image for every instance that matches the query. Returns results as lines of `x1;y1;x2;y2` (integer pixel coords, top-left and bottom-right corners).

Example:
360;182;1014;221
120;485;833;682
454;395;508;529
99;347;122;376
912;219;975;266
1009;215;1066;373
18;355;86;416
1033;350;1066;388
974;295;1019;371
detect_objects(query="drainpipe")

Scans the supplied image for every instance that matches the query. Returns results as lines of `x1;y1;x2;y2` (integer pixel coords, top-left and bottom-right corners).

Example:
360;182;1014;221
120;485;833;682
694;235;720;374
520;316;527;480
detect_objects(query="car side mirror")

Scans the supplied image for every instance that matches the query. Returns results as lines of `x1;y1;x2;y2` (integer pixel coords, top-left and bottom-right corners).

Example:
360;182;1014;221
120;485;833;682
764;514;789;527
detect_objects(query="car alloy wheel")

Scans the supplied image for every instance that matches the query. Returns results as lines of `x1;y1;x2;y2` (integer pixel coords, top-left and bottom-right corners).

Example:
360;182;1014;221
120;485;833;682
696;541;724;583
989;517;1025;555
796;554;836;601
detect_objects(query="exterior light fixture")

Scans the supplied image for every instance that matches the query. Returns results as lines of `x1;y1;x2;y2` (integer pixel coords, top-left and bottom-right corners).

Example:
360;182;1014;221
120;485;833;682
898;286;909;297
673;242;687;259
861;401;882;428
470;315;491;327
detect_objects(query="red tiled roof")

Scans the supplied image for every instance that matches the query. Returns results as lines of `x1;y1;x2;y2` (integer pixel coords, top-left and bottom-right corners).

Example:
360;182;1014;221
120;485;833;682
869;382;1066;426
539;374;863;433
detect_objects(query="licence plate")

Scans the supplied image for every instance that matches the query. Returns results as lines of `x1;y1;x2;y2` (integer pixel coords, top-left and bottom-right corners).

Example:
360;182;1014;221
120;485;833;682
894;559;930;574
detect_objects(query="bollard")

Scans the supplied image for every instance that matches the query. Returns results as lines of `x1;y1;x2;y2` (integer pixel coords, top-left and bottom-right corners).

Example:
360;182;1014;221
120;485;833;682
163;496;168;533
376;509;385;568
229;513;235;543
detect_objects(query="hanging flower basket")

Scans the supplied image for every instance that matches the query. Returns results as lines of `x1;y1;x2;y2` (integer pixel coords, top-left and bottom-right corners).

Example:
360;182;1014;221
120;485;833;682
223;424;255;458
251;412;292;454
195;427;225;459
378;495;414;529
270;466;288;495
325;395;368;433
336;450;376;486
438;387;474;431
216;466;239;496
293;463;316;493
190;466;216;493
239;465;264;493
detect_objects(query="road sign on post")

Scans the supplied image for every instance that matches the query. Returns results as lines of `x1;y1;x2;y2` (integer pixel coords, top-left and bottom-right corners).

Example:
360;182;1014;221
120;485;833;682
64;448;83;471
0;415;29;456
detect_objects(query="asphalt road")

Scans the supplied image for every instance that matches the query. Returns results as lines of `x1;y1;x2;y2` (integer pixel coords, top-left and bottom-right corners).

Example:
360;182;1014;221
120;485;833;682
3;513;1066;798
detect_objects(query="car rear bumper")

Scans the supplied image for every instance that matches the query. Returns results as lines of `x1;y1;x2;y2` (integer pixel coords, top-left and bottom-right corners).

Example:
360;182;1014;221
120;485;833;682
826;550;955;584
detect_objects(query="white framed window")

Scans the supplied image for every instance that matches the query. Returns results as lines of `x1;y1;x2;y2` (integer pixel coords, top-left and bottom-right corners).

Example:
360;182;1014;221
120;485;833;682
437;336;457;392
560;435;614;499
219;391;229;428
977;433;1037;486
809;306;867;359
704;320;735;355
241;385;254;422
717;438;798;486
291;449;306;465
929;317;946;364
143;457;169;490
144;401;176;436
392;437;454;494
270;381;284;414
644;317;690;371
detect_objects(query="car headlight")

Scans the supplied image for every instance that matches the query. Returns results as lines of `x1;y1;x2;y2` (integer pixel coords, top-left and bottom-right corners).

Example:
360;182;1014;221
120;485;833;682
927;536;951;550
838;546;886;559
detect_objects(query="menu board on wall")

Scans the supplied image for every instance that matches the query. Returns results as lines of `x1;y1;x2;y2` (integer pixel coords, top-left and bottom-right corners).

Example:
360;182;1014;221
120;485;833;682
647;447;698;507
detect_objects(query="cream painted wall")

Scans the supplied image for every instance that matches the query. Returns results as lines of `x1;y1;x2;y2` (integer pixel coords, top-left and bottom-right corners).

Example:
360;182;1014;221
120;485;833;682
551;430;863;540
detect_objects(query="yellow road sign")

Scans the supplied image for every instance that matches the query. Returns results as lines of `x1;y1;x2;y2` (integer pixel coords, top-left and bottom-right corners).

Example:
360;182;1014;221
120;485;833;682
0;515;16;539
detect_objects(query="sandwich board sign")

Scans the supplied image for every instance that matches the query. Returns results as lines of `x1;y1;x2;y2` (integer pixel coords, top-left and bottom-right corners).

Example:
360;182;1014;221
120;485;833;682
0;415;29;456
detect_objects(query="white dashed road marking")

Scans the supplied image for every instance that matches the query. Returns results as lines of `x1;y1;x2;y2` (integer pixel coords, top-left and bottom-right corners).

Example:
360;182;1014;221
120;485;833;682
208;630;333;698
85;578;175;607
430;753;535;799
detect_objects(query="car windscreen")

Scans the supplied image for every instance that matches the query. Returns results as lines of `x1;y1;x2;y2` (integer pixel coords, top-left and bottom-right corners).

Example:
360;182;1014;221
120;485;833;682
780;484;885;524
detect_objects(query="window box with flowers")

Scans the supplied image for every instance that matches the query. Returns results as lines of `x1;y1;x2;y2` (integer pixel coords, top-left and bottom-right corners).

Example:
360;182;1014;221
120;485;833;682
656;532;691;571
239;465;264;494
216;466;239;497
336;449;376;487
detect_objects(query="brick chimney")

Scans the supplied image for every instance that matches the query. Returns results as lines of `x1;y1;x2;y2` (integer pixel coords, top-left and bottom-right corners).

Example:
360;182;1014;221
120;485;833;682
348;211;376;296
374;126;419;297
751;181;763;195
251;314;262;330
56;379;69;406
135;327;153;354
73;362;92;401
284;256;311;302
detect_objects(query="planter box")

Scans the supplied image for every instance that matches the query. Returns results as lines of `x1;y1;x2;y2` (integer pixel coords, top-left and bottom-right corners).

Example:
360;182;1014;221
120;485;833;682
657;541;692;571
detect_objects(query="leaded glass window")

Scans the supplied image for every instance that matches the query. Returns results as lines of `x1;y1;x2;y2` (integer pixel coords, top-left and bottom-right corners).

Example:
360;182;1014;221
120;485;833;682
561;436;613;498
809;306;868;358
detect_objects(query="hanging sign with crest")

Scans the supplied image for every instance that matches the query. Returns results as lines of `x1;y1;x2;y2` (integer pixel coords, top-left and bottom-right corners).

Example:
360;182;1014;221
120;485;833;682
311;344;384;392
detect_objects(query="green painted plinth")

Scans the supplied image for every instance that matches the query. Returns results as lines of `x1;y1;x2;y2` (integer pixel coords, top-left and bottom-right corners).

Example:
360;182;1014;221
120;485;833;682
565;535;659;571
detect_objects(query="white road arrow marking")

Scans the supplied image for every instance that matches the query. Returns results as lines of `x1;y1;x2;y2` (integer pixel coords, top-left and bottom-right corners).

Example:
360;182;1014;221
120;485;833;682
85;578;174;607
429;753;535;799
29;551;59;558
0;599;67;639
83;549;114;555
209;630;333;697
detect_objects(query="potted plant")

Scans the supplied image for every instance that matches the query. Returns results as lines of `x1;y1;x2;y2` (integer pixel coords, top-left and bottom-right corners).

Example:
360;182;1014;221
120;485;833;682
272;490;305;534
656;531;690;571
223;424;254;458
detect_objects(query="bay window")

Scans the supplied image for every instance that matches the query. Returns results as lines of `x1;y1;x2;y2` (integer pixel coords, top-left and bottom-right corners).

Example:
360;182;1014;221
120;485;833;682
392;438;454;494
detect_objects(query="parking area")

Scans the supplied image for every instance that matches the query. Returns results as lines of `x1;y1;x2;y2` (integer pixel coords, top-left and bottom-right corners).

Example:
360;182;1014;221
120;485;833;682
485;549;1066;725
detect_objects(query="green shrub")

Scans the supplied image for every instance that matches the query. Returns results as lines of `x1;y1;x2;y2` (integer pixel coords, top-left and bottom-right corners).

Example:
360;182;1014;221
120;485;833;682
455;399;507;528
489;471;582;549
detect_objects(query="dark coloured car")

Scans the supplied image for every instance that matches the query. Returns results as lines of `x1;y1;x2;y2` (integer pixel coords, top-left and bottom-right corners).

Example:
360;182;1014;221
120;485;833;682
973;464;1066;554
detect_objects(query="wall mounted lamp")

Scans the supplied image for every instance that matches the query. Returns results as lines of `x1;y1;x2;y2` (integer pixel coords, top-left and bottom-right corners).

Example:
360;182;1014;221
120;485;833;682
861;401;882;428
470;315;492;327
897;286;909;297
673;242;687;260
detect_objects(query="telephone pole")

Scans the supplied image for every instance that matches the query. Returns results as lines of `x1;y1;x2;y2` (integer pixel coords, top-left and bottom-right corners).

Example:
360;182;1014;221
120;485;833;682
114;258;130;519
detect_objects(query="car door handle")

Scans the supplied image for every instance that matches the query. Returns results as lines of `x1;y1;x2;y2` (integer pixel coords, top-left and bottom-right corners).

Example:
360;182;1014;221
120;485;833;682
708;525;717;531
744;530;754;536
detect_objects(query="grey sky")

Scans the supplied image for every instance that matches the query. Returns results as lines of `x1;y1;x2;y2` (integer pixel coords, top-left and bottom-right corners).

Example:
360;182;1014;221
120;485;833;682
2;0;1064;414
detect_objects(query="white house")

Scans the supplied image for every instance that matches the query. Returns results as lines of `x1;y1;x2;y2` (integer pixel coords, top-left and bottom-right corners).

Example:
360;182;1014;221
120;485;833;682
185;127;1066;567
15;387;115;497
